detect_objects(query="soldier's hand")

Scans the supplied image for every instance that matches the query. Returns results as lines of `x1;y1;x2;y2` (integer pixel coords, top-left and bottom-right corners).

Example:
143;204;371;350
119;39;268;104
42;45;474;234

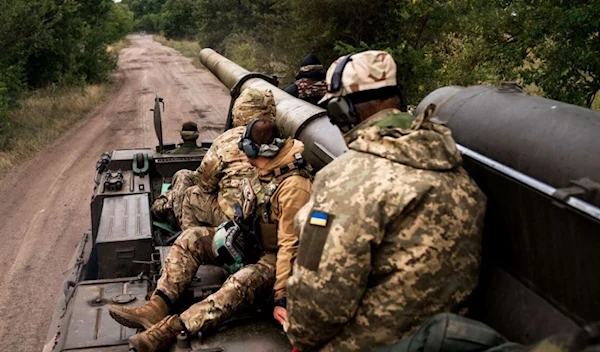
273;306;287;325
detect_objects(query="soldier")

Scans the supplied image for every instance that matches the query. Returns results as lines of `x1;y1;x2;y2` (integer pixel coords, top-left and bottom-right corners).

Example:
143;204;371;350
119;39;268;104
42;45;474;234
164;121;203;155
285;50;487;352
108;118;312;352
151;87;275;229
283;54;328;106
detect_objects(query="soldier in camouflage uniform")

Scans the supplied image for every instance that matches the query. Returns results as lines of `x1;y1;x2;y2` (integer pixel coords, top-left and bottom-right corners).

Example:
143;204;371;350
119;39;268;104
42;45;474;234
151;88;275;229
108;118;312;352
285;51;487;352
283;54;328;106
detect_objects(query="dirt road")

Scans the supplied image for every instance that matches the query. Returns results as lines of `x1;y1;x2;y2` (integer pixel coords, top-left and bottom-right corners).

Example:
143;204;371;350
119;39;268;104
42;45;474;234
0;34;230;351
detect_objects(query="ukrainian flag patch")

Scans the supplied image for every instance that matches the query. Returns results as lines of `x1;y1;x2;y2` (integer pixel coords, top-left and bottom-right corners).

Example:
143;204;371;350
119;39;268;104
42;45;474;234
309;211;329;227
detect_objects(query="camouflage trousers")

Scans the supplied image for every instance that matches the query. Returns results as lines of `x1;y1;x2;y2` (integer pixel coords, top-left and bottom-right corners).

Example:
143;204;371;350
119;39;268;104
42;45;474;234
151;169;197;227
155;226;276;335
180;185;228;230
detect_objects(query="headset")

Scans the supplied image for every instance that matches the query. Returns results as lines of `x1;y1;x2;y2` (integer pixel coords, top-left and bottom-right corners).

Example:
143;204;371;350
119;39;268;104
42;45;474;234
326;55;360;133
238;119;260;159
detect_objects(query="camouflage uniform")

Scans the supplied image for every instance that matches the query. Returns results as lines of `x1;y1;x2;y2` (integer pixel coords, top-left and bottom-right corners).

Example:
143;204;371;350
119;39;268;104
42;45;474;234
179;126;254;229
155;140;311;335
151;88;276;229
284;54;327;105
286;107;487;352
179;88;276;229
155;225;276;334
151;169;196;226
294;65;327;105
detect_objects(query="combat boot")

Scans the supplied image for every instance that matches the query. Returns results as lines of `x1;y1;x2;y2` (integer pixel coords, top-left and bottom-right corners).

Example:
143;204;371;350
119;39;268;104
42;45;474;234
109;293;169;329
129;315;185;352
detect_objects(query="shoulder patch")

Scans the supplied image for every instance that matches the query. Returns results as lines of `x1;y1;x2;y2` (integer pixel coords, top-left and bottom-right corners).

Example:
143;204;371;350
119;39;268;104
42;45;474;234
309;211;328;226
297;210;334;271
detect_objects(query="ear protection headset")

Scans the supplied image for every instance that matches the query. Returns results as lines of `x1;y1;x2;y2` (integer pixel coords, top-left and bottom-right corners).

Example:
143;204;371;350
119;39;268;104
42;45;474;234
326;55;360;133
238;119;259;159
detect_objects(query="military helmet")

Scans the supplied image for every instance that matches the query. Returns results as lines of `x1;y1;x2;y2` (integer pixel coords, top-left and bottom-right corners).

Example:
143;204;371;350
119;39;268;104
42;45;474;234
232;88;276;128
319;50;397;105
212;220;247;274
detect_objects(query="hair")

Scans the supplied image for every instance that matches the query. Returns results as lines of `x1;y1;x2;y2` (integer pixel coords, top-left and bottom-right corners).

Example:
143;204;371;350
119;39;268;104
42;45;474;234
182;121;198;131
249;118;281;145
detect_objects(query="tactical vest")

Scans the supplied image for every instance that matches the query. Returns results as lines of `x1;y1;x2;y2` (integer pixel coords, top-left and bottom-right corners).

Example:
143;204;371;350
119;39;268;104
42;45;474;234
295;78;327;105
246;153;312;252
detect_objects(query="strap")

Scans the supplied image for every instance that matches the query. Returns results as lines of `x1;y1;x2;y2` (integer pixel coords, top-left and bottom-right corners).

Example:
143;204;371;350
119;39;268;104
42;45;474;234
273;153;309;177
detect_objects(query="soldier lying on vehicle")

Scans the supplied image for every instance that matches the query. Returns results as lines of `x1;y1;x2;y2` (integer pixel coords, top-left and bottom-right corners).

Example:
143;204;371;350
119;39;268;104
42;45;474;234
109;115;312;352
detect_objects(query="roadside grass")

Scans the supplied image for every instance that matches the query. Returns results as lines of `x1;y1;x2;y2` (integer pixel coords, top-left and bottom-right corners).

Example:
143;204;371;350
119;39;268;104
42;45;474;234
107;37;131;54
0;84;111;178
153;35;203;68
0;38;131;178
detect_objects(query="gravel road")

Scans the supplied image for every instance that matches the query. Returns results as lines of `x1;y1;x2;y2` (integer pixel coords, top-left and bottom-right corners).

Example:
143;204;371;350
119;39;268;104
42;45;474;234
0;34;230;351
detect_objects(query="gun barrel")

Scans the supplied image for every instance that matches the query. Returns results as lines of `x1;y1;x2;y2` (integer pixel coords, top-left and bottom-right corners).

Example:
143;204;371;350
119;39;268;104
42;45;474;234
199;48;347;171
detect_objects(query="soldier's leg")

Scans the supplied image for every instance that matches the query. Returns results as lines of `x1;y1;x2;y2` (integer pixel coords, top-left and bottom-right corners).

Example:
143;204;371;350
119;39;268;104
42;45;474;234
109;226;217;330
156;226;218;303
150;169;195;226
180;253;276;334
170;169;197;222
150;191;173;223
180;186;204;230
180;185;227;230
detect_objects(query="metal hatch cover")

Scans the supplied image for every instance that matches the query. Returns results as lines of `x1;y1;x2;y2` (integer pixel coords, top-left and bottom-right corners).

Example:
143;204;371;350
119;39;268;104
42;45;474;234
61;278;148;351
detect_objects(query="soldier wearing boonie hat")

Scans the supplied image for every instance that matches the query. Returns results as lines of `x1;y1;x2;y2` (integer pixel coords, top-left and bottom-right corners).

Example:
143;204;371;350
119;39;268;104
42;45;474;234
285;51;487;352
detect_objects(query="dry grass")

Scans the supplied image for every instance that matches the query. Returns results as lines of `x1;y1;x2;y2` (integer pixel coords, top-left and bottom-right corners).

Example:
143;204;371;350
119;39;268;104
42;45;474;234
0;84;110;177
592;91;600;111
153;35;203;68
107;37;131;54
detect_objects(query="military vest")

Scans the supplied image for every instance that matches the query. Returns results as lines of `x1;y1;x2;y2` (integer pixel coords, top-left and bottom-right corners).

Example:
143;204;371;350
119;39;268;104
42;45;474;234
295;78;327;105
243;153;312;251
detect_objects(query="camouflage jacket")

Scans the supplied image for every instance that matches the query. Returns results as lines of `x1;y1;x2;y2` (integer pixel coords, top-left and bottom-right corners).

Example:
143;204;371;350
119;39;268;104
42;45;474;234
295;78;327;105
195;126;257;220
286;108;487;352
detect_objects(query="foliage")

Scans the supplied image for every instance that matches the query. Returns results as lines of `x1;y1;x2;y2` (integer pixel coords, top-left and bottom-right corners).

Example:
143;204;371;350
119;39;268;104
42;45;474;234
122;0;167;32
0;84;109;176
0;0;133;151
470;0;600;107
160;0;201;39
149;0;600;108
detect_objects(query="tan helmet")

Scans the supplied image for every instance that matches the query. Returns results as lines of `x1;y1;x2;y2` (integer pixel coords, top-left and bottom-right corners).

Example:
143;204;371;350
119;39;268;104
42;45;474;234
319;50;397;104
232;88;276;128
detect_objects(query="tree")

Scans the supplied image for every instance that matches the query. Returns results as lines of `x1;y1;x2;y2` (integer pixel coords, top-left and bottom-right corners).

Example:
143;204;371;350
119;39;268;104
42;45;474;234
161;0;201;39
463;0;600;107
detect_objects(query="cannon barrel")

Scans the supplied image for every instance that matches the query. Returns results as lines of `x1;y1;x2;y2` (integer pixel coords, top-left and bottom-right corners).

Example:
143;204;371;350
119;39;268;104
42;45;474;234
417;85;600;208
199;48;347;171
